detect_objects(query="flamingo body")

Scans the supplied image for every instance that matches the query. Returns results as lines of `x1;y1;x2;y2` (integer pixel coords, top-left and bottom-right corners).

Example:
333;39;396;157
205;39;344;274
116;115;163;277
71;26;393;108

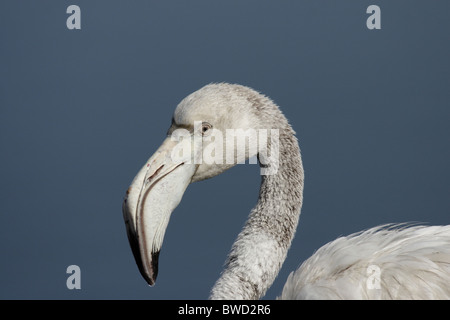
122;83;450;299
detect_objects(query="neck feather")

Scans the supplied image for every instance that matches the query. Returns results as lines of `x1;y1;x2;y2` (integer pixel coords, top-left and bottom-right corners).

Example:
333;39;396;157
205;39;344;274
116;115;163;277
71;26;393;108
209;128;304;299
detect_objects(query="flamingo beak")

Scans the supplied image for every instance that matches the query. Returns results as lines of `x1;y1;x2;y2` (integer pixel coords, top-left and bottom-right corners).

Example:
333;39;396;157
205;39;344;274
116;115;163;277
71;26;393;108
122;136;198;285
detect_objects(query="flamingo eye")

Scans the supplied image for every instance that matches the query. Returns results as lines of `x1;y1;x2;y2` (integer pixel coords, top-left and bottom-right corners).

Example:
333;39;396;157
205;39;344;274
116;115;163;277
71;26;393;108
201;122;212;135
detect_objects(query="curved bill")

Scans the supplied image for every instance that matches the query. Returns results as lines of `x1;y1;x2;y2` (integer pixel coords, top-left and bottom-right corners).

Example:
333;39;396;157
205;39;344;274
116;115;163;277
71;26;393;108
122;136;198;285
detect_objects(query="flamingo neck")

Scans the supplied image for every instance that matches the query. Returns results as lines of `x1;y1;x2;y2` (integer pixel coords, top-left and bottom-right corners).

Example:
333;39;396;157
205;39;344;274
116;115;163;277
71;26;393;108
209;128;304;299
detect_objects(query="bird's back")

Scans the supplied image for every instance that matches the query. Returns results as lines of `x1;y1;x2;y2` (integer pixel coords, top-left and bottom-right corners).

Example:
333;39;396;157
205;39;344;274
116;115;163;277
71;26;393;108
279;224;450;299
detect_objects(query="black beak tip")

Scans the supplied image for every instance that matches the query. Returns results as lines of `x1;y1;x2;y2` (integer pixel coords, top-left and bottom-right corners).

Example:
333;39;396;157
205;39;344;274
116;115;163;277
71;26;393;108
143;273;156;286
138;250;160;287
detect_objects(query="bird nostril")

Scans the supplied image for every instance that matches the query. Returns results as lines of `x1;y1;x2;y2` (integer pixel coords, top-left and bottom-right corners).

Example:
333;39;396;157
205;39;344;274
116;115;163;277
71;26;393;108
147;165;165;183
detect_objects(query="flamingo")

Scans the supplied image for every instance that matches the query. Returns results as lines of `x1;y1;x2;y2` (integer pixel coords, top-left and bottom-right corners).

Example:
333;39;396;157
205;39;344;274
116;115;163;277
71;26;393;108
122;83;450;299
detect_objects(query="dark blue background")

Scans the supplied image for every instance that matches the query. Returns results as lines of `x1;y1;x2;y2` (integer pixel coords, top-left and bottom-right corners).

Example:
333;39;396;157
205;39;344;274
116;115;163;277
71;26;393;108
1;1;449;299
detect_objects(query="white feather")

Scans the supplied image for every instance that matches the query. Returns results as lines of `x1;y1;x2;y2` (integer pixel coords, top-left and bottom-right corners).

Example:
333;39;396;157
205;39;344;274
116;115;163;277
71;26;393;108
279;224;450;299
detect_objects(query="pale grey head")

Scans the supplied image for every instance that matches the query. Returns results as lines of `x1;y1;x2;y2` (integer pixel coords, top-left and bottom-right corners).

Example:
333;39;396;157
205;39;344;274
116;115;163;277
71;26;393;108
122;83;304;299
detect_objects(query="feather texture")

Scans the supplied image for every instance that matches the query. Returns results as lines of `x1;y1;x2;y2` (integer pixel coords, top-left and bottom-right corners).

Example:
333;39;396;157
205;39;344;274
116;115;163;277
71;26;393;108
279;224;450;299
